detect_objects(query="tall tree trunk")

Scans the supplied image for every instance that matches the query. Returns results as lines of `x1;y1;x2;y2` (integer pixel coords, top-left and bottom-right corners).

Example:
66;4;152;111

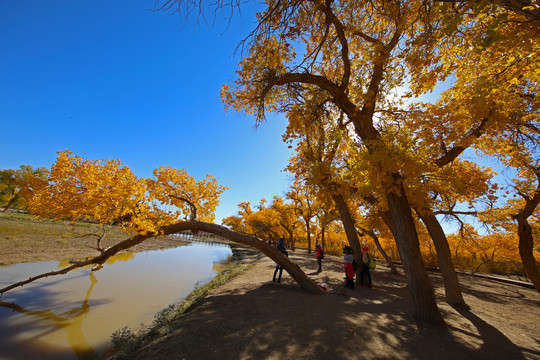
306;219;312;254
513;169;540;292
321;223;326;251
417;209;468;307
283;228;296;251
332;193;363;269
516;215;540;292
385;184;444;324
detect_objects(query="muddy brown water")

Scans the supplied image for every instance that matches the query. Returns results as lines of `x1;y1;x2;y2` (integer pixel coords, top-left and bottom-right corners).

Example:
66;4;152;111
0;241;232;359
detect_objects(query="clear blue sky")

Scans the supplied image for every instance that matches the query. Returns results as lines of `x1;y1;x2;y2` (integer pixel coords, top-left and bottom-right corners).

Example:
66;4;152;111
0;1;294;223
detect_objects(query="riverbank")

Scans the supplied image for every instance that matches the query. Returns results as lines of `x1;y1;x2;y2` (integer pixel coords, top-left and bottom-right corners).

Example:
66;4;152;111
128;247;540;360
0;212;191;265
107;243;261;359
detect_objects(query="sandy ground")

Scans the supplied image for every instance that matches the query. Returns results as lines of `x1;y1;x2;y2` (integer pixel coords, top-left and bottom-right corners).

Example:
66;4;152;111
129;246;540;360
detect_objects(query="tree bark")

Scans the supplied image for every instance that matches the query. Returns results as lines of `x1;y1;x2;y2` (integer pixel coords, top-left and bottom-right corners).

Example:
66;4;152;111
385;185;445;324
516;215;540;292
417;209;468;307
332;193;363;270
513;168;540;292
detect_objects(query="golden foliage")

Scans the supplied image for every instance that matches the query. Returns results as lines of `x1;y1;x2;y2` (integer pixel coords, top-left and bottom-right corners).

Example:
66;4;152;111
27;151;227;235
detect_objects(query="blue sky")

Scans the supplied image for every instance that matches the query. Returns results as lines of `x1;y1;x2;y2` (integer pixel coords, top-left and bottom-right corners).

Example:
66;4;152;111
0;0;293;222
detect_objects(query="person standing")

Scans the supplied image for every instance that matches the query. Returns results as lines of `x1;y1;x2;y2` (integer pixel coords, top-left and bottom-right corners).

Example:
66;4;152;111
344;246;355;289
273;238;288;283
316;243;324;272
359;246;373;288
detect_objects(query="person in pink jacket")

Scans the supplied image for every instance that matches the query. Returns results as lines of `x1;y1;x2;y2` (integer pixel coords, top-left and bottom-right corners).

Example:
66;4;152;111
343;246;355;289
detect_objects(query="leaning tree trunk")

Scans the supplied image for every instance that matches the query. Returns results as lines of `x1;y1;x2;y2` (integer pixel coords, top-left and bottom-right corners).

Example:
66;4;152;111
2;194;20;212
516;215;540;292
370;207;402;275
417;209;468;307
361;228;399;275
164;221;323;291
0;220;325;296
332;193;364;273
385;184;444;324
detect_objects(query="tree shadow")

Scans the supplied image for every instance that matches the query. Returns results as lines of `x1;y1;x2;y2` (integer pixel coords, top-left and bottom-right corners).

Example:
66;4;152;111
129;247;537;360
449;305;534;360
132;279;527;360
0;272;110;359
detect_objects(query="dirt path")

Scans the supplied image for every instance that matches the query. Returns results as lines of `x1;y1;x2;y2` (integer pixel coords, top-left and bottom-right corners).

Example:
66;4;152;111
131;246;540;360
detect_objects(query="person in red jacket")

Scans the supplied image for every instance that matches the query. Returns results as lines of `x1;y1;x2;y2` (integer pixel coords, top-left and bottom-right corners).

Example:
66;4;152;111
316;243;324;272
343;246;355;289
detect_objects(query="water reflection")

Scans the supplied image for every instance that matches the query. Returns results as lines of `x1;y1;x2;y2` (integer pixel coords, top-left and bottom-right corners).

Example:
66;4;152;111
0;241;231;359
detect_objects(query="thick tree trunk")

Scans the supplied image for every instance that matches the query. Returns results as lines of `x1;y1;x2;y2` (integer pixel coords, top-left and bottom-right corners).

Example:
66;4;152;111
386;185;444;324
332;193;363;269
417;210;468;307
516;215;540;292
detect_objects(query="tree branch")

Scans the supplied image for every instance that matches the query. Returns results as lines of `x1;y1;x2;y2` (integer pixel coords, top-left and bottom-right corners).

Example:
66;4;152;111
315;0;351;87
168;194;198;220
434;117;490;167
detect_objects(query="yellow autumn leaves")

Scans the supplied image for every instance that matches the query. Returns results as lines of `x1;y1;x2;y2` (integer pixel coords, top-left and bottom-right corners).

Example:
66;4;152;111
27;150;227;235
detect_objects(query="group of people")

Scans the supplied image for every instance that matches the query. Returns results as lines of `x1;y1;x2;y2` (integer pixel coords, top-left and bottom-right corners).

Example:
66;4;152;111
343;245;373;289
272;238;374;289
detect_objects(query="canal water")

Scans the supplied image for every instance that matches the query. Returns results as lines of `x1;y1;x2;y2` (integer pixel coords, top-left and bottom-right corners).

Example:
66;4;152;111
0;241;232;359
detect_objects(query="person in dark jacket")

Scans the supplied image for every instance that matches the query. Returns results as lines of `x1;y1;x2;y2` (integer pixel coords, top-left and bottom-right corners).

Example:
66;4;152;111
273;238;288;283
316;243;324;272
